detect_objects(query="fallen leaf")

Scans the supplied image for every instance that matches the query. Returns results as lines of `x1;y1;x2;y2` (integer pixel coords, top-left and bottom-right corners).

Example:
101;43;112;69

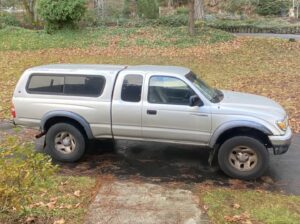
58;185;64;192
60;181;68;186
224;212;251;223
228;179;247;189
261;176;274;184
50;197;58;202
59;204;72;209
46;201;57;210
243;220;253;224
233;203;241;209
34;201;46;207
25;216;36;223
74;190;81;197
53;218;65;224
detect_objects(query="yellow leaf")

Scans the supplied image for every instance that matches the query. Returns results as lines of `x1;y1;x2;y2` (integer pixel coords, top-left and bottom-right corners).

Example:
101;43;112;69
74;190;81;197
53;218;65;224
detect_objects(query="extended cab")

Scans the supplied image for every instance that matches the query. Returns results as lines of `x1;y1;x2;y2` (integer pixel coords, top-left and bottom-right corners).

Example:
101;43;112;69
12;64;293;180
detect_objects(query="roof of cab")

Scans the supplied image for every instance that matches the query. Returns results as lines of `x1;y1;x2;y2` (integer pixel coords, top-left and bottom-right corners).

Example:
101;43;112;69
126;65;190;76
26;64;191;76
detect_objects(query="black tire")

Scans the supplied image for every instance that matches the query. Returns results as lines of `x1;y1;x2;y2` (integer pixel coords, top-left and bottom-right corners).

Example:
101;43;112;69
45;123;86;162
218;136;269;180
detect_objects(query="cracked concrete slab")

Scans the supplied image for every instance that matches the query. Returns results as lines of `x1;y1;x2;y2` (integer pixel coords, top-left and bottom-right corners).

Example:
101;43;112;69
85;180;209;224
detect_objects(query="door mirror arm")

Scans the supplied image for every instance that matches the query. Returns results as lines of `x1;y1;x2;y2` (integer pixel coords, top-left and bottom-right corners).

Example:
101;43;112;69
189;95;203;107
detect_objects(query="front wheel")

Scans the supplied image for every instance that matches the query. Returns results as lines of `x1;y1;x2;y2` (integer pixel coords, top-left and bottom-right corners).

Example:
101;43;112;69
218;136;269;180
45;123;86;162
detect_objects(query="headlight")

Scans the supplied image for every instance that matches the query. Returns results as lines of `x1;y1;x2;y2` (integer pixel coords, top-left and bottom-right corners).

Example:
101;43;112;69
276;117;288;131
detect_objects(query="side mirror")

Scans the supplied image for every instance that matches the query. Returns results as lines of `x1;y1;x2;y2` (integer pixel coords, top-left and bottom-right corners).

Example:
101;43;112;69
189;95;203;107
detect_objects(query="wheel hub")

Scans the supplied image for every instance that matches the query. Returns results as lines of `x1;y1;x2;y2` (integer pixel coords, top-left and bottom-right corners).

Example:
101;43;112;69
229;146;258;172
54;132;76;154
236;152;249;162
62;137;71;146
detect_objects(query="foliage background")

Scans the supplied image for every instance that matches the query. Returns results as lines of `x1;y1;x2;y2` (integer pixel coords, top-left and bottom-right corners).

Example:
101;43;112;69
38;0;86;32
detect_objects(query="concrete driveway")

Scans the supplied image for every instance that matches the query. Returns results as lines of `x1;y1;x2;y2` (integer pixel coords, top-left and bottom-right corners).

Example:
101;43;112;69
267;134;300;194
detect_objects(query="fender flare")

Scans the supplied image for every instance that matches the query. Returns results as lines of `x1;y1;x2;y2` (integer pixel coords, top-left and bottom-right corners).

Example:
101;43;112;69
209;120;273;148
40;110;94;139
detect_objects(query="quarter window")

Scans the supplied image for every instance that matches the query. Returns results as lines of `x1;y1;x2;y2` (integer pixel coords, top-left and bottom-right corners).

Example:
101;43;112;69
26;74;105;97
121;75;143;102
27;75;64;94
64;76;105;96
148;76;195;105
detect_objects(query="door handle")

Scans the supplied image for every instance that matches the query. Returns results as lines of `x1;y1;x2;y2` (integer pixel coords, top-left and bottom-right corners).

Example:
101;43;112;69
190;113;208;117
147;110;157;115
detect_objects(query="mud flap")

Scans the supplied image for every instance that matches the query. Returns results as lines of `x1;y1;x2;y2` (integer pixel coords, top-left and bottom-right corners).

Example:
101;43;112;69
208;148;215;166
35;136;46;153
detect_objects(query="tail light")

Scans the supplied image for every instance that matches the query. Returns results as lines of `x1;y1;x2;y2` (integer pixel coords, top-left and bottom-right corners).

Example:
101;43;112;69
11;102;16;119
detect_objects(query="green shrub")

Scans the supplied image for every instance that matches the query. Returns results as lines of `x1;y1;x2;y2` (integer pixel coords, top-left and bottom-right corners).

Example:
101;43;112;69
38;0;86;33
256;0;290;16
158;14;188;27
0;12;20;28
221;0;257;15
137;0;159;19
0;137;58;212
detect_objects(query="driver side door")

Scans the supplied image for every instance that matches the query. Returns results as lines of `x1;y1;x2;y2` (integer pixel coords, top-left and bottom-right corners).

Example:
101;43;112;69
142;75;212;145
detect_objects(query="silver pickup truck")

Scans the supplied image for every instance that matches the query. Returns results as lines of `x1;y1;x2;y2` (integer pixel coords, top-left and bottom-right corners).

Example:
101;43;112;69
12;64;292;180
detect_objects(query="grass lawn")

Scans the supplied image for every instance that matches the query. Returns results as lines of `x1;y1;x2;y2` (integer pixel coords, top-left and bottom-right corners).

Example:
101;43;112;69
198;186;300;224
0;134;97;224
206;17;300;30
0;174;96;224
0;26;233;51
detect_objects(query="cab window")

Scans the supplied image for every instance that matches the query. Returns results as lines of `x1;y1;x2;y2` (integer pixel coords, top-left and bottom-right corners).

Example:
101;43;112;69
148;76;195;105
121;75;143;102
27;75;64;94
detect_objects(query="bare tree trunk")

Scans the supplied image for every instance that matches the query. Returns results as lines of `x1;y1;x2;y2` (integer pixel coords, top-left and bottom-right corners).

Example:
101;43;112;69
297;5;299;19
168;0;173;7
188;0;195;36
194;0;204;20
21;0;36;25
94;0;105;18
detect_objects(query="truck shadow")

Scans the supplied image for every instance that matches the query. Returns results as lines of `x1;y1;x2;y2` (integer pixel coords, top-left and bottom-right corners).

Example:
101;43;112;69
58;139;276;191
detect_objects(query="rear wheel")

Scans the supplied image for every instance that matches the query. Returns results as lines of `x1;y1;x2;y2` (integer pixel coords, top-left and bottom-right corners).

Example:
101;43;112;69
218;136;269;180
45;123;86;162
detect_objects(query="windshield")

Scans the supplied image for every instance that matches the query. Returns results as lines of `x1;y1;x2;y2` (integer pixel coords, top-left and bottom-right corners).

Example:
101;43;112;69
185;72;223;103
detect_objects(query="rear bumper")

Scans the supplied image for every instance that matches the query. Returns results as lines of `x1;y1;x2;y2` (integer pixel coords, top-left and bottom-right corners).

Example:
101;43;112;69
269;127;293;155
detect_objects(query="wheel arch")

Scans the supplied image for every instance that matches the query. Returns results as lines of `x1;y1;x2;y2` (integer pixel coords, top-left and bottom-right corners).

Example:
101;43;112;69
41;111;94;139
209;121;273;149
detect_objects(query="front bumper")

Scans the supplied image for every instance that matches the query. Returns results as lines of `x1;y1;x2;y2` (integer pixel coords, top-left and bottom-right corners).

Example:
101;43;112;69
269;127;293;155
